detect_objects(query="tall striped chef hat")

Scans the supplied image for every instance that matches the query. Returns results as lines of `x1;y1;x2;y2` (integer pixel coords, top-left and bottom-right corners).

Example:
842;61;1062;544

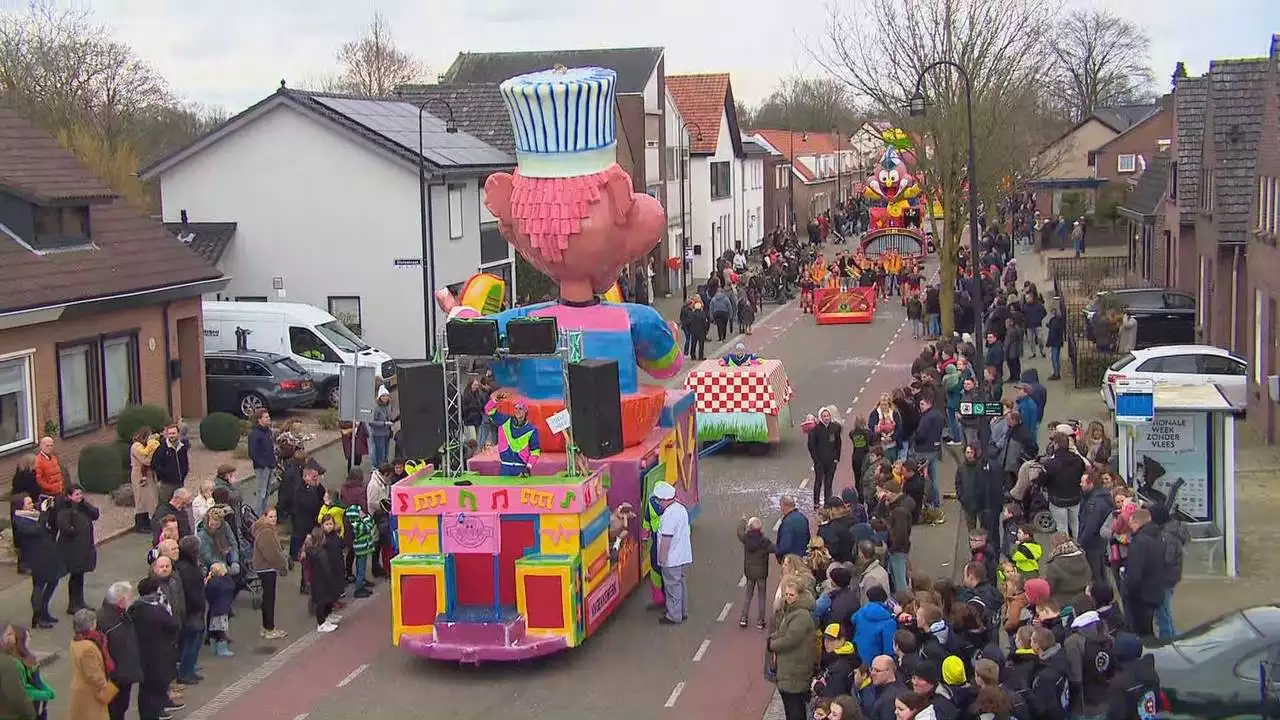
499;65;618;178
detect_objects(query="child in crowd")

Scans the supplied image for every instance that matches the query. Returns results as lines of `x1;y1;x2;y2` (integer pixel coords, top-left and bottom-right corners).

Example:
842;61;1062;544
192;480;215;526
805;536;833;583
736;515;775;629
1007;523;1043;579
968;528;998;585
205;562;237;657
345;500;376;599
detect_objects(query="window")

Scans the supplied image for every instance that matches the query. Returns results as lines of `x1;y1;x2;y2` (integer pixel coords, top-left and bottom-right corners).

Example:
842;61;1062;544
289;327;341;363
235;296;268;302
1157;139;1172;152
1117;154;1137;173
0;352;34;453
1201;167;1215;212
1109;354;1137;372
776;164;791;189
1136;354;1199;374
447;183;465;239
1257;175;1280;235
327;296;362;336
32;205;91;248
315;320;367;353
1201;354;1247;376
55;334;139;436
1171;613;1261;664
1162;293;1196;310
710;161;731;199
1170;161;1178;200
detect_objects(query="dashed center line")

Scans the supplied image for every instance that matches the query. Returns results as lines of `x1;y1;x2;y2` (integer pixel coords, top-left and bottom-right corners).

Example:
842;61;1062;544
771;518;782;532
716;602;734;622
738;575;748;588
665;682;686;707
692;638;712;662
336;663;369;688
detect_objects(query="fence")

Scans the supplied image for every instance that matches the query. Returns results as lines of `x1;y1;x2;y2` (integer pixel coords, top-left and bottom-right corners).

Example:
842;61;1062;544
1048;255;1151;389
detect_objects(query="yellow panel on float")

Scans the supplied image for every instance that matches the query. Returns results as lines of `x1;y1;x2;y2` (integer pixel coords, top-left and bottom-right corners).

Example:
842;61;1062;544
539;514;581;555
395;515;441;555
582;532;611;595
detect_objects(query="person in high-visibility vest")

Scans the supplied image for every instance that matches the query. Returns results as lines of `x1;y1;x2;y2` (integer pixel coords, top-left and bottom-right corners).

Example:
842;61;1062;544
485;392;541;477
642;488;666;606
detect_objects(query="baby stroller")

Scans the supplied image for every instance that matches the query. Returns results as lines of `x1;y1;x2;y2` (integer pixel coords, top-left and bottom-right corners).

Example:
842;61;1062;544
228;501;264;610
1010;459;1056;534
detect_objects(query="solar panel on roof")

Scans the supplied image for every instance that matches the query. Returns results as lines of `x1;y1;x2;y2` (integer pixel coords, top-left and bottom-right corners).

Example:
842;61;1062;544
310;95;512;167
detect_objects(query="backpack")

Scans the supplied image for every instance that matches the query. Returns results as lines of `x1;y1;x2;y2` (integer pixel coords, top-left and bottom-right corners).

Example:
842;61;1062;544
1079;630;1117;687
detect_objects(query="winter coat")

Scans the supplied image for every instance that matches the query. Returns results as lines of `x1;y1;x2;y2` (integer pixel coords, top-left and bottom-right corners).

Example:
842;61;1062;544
197;520;240;571
247;425;276;470
174;555;206;633
55;498;99;574
97;600;144;687
818;512;857;564
808;420;843;465
306;532;345;607
768;589;817;694
461;388;487;427
737;520;775;581
10;510;62;583
150;501;192;541
775;509;811;560
291;484;326;540
1041;448;1084;507
128;594;179;686
1023;299;1047;329
69;638;115;720
129;439;160;517
1126;523;1170;604
1045;314;1066;348
204;575;236;617
32;453;64;496
1105;654;1161;720
913;408;945;454
251;517;290;574
151;440;189;488
0;657;33;720
1077;487;1115;551
851;601;898;660
709;291;733;318
1042;543;1091;606
339;477;368;511
859;559;891;599
824;584;863;638
878;494;915;555
955;460;986;520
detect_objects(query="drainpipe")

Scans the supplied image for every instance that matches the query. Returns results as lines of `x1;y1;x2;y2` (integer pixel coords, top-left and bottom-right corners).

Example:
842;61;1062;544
1232;245;1242;351
162;302;174;419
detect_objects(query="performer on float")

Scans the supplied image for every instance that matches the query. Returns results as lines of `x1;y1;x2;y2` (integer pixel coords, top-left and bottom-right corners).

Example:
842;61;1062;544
485;391;541;477
435;65;683;443
722;342;761;367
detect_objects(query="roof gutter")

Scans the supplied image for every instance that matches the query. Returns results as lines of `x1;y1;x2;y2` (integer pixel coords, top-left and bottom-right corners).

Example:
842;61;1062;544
0;276;229;331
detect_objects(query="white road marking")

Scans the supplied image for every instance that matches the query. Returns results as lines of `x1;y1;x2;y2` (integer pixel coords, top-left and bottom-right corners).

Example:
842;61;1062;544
739;575;748;588
336;663;369;687
665;682;686;707
717;602;734;622
692;638;712;662
799;477;810;489
294;715;311;720
772;519;782;532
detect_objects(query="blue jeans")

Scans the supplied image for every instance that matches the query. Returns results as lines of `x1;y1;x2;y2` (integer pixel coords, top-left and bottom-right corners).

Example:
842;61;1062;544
910;318;923;338
888;552;909;593
1049;346;1062;377
946;409;962;443
178;628;202;679
926;313;941;337
252;467;273;517
1156;587;1176;638
918;451;941;506
354;553;369;591
371;435;390;467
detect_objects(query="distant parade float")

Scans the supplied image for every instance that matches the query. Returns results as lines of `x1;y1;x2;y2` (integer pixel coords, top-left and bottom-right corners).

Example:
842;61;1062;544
389;66;699;663
861;130;931;261
683;345;794;448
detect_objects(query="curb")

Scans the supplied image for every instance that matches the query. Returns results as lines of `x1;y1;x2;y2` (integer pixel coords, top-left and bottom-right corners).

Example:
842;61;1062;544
95;435;343;549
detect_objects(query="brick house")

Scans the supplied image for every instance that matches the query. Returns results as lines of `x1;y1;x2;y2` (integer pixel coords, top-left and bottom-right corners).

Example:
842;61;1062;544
1029;104;1160;218
1117;151;1172;284
748;130;841;231
0;106;225;479
1091;95;1174;191
755;137;788;236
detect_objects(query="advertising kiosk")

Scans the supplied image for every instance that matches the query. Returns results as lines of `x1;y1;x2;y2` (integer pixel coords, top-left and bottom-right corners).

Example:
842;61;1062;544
1109;381;1240;577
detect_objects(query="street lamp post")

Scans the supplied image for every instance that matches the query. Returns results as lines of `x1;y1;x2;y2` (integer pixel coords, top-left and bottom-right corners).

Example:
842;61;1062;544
910;61;984;382
678;119;703;302
416;98;458;356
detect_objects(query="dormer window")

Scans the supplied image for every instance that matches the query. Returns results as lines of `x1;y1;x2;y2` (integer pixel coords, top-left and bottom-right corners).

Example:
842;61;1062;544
33;205;90;248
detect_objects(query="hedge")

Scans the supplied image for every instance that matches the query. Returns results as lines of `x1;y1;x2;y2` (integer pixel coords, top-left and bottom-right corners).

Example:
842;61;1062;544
199;412;243;451
115;404;172;444
78;443;128;494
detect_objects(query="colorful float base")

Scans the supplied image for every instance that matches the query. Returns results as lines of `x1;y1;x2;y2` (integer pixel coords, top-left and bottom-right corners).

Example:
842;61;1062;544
814;287;876;325
860;227;927;261
390;389;699;663
684;359;793;445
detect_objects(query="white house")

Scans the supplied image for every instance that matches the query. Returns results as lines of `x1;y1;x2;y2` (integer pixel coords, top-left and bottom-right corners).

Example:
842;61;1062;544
740;137;767;250
664;88;691;292
666;73;747;281
140;84;515;360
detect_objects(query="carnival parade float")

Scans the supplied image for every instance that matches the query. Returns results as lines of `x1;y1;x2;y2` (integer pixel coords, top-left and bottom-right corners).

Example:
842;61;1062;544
389;66;699;663
860;130;930;261
682;344;794;448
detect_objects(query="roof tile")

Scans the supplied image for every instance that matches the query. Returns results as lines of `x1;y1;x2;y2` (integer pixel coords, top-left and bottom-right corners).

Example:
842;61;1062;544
0;106;221;313
1205;59;1269;244
0;106;117;202
749;129;840;182
1118;151;1170;218
394;84;516;155
163;222;237;265
444;47;663;95
1174;75;1209;220
666;73;730;154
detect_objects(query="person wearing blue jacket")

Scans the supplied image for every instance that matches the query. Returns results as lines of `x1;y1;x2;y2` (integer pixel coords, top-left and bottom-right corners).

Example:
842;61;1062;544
1014;383;1042;447
851;585;898;662
774;495;811;561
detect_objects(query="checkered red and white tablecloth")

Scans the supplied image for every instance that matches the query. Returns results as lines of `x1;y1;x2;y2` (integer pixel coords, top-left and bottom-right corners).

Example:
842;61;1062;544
684;359;795;414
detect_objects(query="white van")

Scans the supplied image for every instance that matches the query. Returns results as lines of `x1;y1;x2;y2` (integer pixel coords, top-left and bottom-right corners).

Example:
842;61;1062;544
202;301;395;408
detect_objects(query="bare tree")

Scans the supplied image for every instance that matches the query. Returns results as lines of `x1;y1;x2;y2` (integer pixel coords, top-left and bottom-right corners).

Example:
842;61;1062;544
749;75;862;132
819;0;1058;336
332;11;427;96
1049;8;1155;122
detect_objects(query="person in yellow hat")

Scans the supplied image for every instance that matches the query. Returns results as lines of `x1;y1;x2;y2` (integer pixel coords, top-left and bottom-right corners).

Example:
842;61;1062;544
812;623;858;700
942;655;977;712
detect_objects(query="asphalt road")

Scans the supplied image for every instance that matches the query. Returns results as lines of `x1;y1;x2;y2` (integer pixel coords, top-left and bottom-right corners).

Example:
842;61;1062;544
110;251;972;720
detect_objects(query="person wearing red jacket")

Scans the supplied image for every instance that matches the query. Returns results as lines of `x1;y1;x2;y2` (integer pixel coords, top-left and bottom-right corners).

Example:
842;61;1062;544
34;436;65;496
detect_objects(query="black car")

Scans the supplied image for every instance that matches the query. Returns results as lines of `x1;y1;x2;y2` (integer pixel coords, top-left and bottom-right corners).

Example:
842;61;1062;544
1149;605;1280;718
1083;288;1197;349
205;351;318;418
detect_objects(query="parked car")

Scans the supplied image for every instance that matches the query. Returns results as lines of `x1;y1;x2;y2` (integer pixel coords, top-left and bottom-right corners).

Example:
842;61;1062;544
1083;288;1197;349
205;350;318;418
1149;605;1280;718
1101;344;1247;407
203;301;395;408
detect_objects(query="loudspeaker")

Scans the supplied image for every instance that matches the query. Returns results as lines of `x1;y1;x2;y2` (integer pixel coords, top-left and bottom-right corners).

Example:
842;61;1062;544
397;361;446;461
507;317;559;355
567;359;623;458
446;318;499;357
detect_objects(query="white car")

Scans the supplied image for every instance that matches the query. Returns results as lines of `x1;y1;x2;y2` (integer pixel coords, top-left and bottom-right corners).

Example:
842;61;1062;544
1101;344;1247;407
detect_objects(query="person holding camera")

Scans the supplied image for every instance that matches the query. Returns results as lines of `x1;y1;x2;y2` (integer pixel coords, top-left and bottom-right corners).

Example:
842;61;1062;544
11;493;62;629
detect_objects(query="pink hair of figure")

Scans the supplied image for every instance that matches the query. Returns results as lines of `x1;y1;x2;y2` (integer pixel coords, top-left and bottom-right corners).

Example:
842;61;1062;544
509;165;634;262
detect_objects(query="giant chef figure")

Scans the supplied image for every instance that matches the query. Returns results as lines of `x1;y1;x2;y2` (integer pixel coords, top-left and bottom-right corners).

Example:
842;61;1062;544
437;66;684;452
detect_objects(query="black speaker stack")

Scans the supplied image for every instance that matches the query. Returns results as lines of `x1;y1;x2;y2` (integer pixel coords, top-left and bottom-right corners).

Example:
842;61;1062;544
396;361;447;461
566;359;624;458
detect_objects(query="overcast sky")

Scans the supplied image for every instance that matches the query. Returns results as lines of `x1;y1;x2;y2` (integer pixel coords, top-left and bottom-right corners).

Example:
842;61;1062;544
64;0;1280;113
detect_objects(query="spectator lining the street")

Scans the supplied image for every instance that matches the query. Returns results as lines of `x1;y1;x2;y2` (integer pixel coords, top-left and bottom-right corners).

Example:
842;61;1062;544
129;428;161;535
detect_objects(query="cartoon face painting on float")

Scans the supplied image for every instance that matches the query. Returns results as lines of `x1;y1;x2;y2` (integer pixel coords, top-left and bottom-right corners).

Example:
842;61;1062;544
388;66;702;663
860;131;930;260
